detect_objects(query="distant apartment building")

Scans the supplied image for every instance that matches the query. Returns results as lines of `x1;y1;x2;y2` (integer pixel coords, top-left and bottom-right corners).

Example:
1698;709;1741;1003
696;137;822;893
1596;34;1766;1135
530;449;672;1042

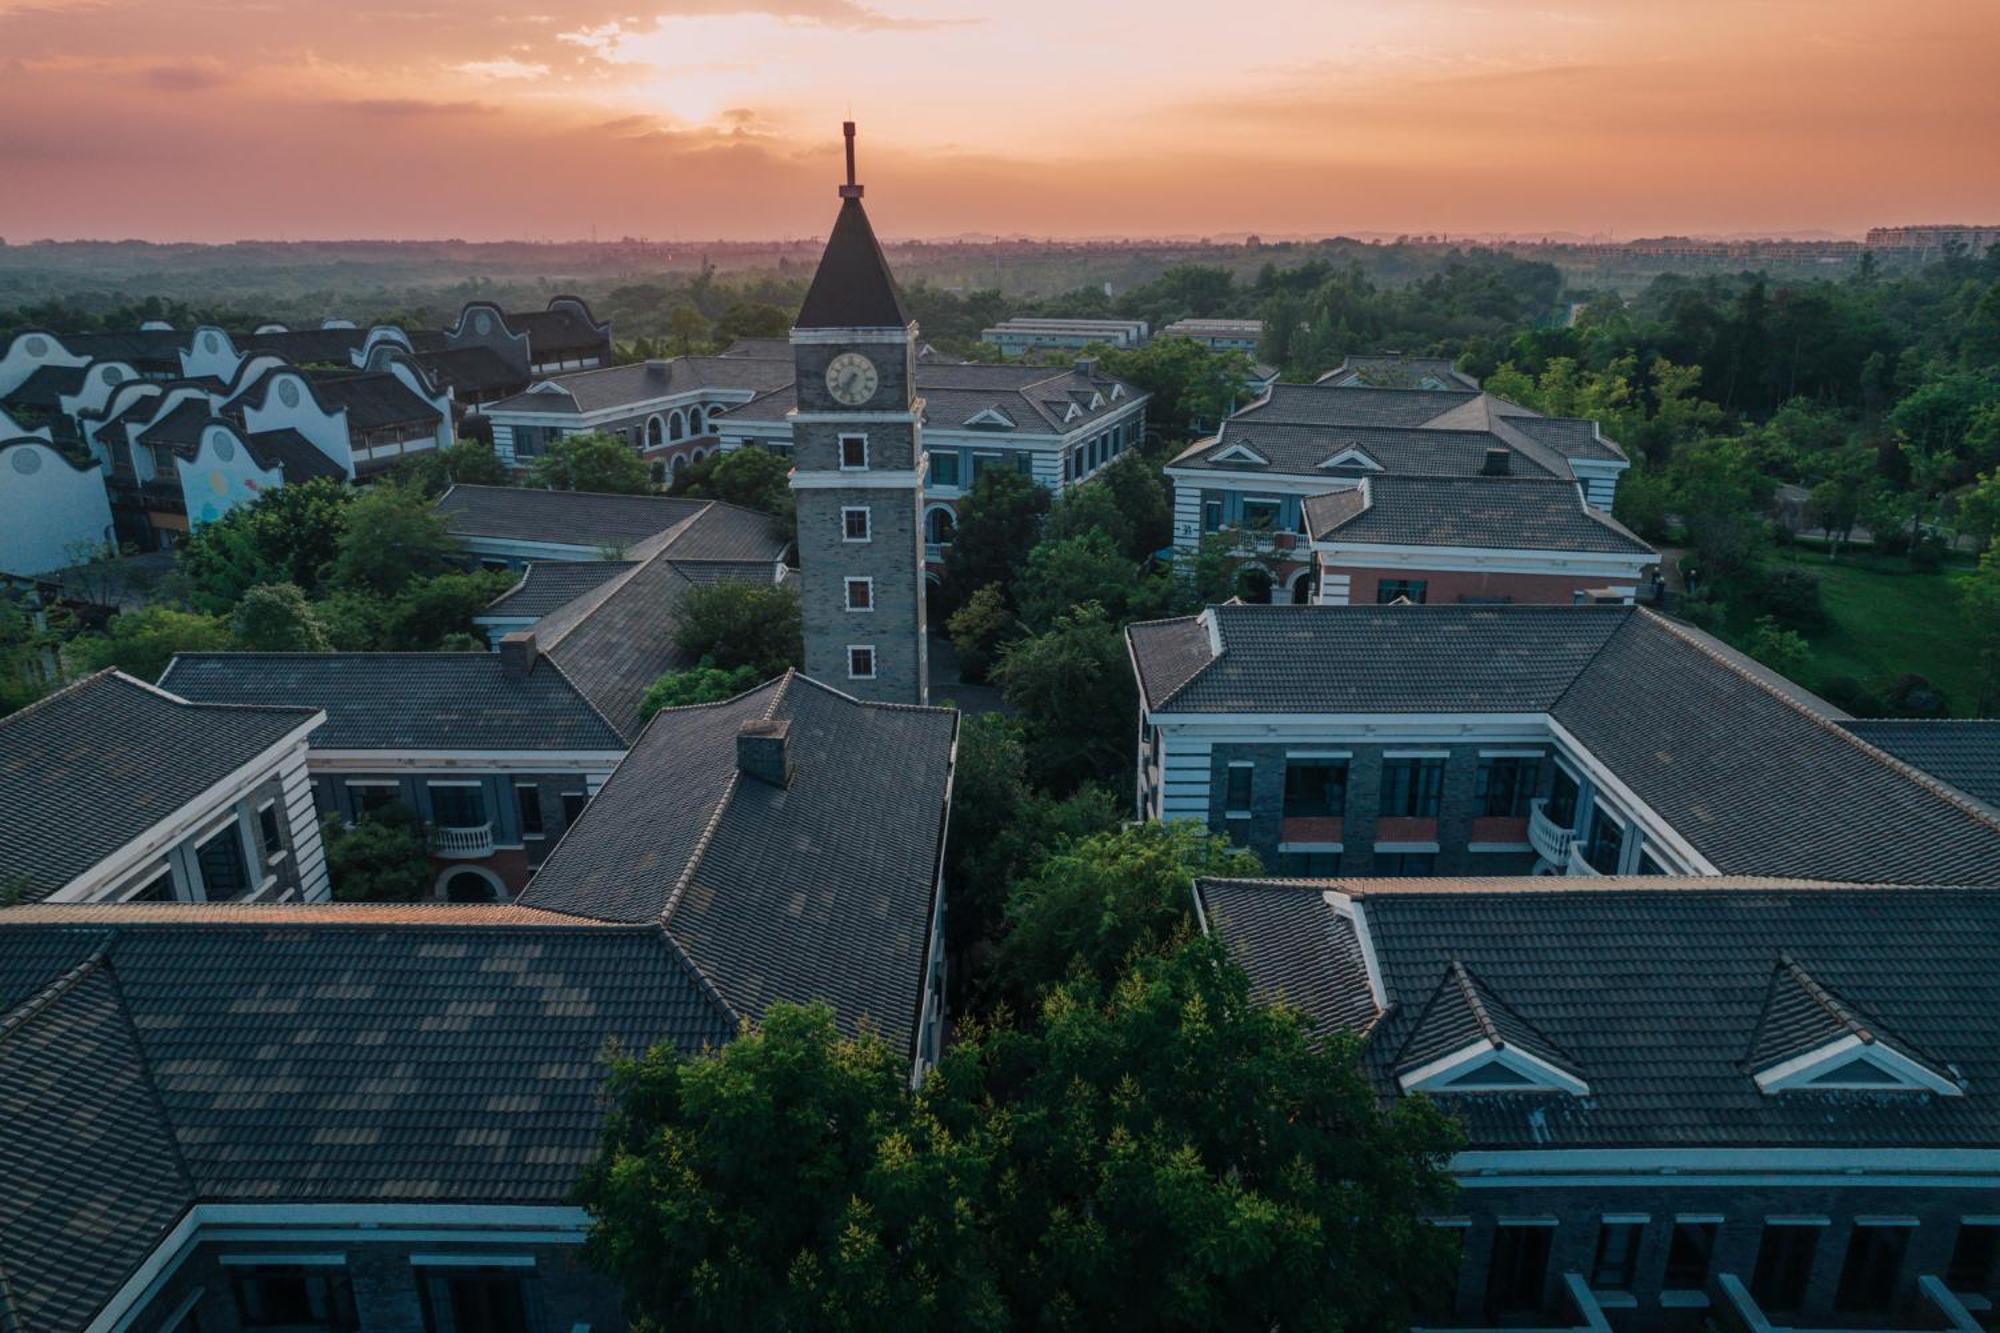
0;670;328;904
1126;603;2000;883
1166;377;1632;603
1864;224;2000;254
1201;873;2000;1332
980;316;1150;355
1159;317;1263;352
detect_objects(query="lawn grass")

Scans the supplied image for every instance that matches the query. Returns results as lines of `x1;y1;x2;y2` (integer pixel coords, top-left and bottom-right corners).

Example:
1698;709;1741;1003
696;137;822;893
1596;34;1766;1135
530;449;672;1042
1742;545;1981;714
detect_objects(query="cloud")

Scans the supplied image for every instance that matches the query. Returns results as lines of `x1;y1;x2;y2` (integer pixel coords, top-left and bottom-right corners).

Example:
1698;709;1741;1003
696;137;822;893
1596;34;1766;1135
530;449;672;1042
454;58;551;80
326;97;497;117
141;59;231;91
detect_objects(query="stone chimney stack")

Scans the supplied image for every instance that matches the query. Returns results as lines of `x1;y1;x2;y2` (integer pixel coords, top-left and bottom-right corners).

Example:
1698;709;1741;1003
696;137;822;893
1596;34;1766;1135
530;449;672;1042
499;631;539;680
1075;357;1098;379
1482;447;1512;476
737;718;793;788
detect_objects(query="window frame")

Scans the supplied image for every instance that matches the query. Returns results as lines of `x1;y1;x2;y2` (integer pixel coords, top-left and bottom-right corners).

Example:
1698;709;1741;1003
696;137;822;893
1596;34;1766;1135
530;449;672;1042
1663;1219;1719;1290
842;506;872;542
1282;759;1347;818
1379;756;1445;819
1222;761;1254;816
847;644;877;680
845;576;875;612
257;799;285;859
1474;754;1541;819
838;433;869;471
1591;1220;1645;1290
1377;578;1430;604
515;783;545;838
1750;1221;1823;1315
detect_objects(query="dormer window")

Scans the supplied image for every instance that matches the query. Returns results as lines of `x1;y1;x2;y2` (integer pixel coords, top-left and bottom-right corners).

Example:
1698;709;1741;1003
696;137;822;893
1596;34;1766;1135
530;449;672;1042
1746;956;1961;1096
1395;961;1588;1097
840;434;868;470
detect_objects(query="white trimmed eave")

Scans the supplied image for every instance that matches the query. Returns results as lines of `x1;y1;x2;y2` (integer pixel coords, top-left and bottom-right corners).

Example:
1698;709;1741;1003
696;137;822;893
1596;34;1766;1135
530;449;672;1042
1754;1033;1963;1096
307;748;627;773
1449;1147;2000;1188
1309;540;1657;576
1400;1040;1590;1096
1163;465;1369;498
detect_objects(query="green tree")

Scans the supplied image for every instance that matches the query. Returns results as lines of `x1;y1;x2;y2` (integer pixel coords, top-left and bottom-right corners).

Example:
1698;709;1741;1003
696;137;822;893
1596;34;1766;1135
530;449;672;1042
639;663;766;721
379;569;518;650
1094;338;1254;446
1013;532;1174;633
666;303;713;356
1965;537;2000;713
944;583;1016;684
577;1003;1001;1333
176;476;353;609
395;439;511;495
1957;470;2000;551
1094;451;1175;559
998;821;1259;1007
67;605;233;681
938;936;1462;1333
943;469;1050;605
526;431;655;496
1043;480;1134;554
668;446;796;541
1745;614;1812;681
672;581;803;678
232;582;332;652
313;589;390;650
322;805;432;902
330;480;458;596
992;602;1139;792
716;300;793;342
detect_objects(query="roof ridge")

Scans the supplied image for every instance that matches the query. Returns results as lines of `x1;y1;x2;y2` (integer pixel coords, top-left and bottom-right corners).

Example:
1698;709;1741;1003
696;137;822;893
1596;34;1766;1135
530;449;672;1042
1774;954;1870;1042
535;652;634;746
1448;959;1499;1046
784;670;959;716
99;951;201;1201
0;666;121;730
0;935;113;1043
653;674;786;929
1636;608;2000;839
653;923;742;1029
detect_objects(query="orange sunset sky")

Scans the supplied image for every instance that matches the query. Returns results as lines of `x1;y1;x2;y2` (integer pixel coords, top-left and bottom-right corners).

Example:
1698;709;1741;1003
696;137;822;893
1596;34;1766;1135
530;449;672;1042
1;0;1996;243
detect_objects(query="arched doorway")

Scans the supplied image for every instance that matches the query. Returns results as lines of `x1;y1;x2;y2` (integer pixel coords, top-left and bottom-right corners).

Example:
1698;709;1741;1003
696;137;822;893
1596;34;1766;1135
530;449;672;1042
1234;565;1274;605
437;866;506;902
1288;567;1318;605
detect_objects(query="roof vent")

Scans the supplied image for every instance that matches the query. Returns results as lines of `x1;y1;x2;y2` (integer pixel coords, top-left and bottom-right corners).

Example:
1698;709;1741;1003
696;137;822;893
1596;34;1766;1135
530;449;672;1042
1074;357;1097;379
646;358;671;370
499;630;538;680
737;717;792;788
1482;447;1512;476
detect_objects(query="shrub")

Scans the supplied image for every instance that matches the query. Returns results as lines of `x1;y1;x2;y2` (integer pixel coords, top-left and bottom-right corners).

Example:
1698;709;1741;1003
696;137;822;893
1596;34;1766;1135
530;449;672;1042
945;583;1015;683
1881;672;1951;718
1816;675;1883;717
638;662;765;721
1752;565;1827;632
1745;615;1811;681
322;805;431;902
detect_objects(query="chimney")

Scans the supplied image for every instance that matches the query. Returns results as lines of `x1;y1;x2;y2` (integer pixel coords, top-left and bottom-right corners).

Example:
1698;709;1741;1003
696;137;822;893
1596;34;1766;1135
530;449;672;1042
737;718;792;788
1075;357;1097;379
1482;447;1512;476
499;631;538;680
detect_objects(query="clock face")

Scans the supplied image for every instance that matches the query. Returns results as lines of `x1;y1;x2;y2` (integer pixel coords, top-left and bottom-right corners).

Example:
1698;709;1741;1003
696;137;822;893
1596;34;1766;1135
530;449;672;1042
825;351;880;406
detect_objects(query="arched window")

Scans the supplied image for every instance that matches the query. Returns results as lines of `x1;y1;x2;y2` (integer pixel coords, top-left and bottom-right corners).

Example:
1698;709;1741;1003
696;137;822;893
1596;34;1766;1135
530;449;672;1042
690;448;707;465
925;506;957;546
671;454;688;474
646;415;665;447
689;406;707;435
669;410;686;441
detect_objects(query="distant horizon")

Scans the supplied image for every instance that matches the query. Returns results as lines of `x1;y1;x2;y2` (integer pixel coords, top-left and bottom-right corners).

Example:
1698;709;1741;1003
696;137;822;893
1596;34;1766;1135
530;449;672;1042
2;0;1995;244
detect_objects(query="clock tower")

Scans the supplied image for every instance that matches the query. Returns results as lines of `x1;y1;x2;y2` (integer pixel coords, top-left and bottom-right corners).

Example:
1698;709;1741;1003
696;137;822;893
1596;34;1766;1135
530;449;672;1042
790;122;928;704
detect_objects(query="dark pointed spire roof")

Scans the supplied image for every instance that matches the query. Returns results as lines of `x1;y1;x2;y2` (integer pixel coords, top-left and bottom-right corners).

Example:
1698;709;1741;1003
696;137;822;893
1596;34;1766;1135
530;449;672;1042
794;126;909;330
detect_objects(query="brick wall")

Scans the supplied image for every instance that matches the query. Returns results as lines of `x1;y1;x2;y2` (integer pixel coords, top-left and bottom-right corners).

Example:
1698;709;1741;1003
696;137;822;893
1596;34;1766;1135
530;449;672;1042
1324;562;1629;607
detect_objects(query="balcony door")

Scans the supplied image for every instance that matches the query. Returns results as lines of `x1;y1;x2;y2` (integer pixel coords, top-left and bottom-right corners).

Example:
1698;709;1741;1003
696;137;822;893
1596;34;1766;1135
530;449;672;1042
428;782;488;830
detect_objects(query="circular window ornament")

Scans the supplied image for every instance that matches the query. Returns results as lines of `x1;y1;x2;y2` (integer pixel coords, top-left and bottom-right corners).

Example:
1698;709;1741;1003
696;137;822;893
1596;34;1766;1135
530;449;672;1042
203;331;220;354
474;311;494;336
208;428;237;462
24;335;48;357
10;447;43;476
101;364;125;385
277;379;301;409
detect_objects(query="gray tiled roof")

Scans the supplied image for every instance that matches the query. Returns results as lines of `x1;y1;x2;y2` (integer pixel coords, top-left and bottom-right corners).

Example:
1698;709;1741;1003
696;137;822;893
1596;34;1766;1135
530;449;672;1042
1132;605;2000;883
487;355;794;416
243;427;348;483
1302;476;1655;553
508;303;611;358
1201;878;2000;1150
0;672;317;901
1392;960;1576;1078
481;561;635;618
1174;421;1563;479
434;485;708;549
1840;720;2000;812
1741;956;1919;1073
158;653;626;753
2;363;89;410
0;910;734;1327
306;370;441;429
524;672;956;1052
1196;880;1377;1037
721;361;1145;437
1506;415;1626;463
1320;355;1482;390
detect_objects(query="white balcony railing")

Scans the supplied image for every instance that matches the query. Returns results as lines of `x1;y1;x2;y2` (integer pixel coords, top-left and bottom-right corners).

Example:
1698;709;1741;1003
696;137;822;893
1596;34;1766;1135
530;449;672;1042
1566;852;1603;877
434;824;495;859
1528;797;1576;866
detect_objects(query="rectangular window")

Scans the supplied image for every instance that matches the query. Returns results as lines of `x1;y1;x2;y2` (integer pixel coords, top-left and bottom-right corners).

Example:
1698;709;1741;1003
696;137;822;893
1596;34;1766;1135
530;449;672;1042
839;434;868;470
350;782;399;821
232;1267;357;1330
1474;755;1540;818
1278;851;1340;875
1591;1221;1644;1290
1836;1224;1910;1314
1380;758;1444;818
1484;1225;1553;1320
1750;1223;1821;1314
1240;498;1281;531
1202;499;1223;533
196;825;251;901
1664;1220;1719;1289
1282;761;1346;818
848;645;876;680
929;452;960;487
416;1267;531;1333
1223;763;1253;813
560;791;587;828
1378;578;1429;604
1375;851;1436;876
1584;807;1624;873
516;784;544;837
1546;765;1580;828
845;577;874;611
257;801;284;858
1948;1222;2000;1295
842;507;872;542
428;782;487;829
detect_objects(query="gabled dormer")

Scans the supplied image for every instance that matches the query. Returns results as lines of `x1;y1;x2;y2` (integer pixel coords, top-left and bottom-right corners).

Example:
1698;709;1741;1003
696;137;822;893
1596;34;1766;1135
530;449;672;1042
1395;961;1588;1096
1746;956;1960;1096
1062;400;1083;423
1206;438;1270;467
1318;443;1383;472
963;405;1016;430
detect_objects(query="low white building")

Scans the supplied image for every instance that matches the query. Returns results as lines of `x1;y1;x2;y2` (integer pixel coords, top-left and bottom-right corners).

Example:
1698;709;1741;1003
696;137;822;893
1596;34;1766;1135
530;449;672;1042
0;438;115;576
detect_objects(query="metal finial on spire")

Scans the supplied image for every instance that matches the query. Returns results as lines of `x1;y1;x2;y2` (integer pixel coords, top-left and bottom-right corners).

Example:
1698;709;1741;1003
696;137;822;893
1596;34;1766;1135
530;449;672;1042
839;121;863;199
